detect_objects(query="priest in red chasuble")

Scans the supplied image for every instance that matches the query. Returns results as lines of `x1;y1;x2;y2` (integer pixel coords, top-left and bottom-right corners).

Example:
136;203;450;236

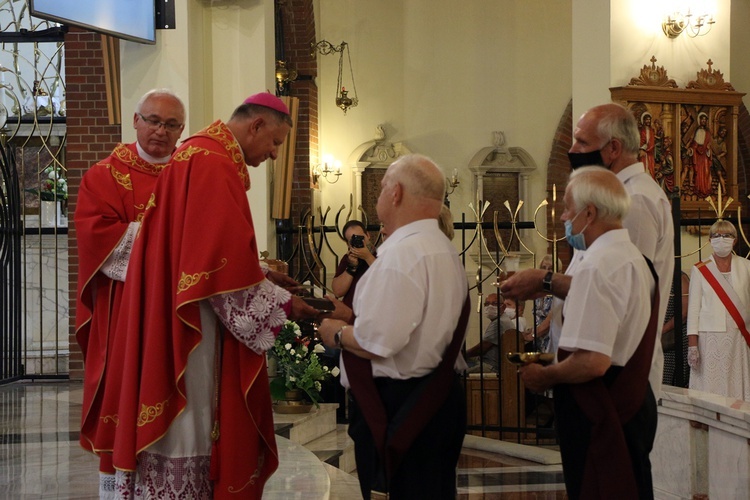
97;93;319;499
74;88;186;494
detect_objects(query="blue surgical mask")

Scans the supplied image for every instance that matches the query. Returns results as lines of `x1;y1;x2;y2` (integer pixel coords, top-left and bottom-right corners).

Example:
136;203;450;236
564;209;590;251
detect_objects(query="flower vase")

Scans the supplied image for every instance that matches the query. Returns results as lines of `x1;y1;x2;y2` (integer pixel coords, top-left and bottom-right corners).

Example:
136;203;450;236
40;200;57;228
57;201;68;227
273;389;313;414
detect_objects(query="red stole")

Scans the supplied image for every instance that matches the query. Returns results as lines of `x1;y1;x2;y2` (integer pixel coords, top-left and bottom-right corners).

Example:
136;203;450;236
99;121;278;498
75;143;167;456
343;294;471;483
557;259;659;499
696;259;750;348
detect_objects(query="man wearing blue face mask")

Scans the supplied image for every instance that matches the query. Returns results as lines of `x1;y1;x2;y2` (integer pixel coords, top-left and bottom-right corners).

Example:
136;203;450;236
520;166;659;499
503;102;674;400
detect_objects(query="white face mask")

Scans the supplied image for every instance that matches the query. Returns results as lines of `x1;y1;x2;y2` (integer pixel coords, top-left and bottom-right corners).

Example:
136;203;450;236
484;305;498;320
711;237;734;258
504;308;516;320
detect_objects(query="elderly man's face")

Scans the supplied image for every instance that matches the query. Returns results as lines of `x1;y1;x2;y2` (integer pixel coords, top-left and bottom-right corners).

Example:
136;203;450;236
240;117;290;167
561;186;587;234
133;94;185;158
376;169;396;232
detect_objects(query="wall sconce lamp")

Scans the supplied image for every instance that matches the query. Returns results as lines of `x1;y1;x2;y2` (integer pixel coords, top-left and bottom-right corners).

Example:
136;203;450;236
445;169;460;196
311;40;359;114
662;9;715;38
313;155;342;184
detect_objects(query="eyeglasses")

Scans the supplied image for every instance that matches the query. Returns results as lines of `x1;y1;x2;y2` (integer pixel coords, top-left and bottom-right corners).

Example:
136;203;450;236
484;302;498;307
711;233;736;240
138;113;183;133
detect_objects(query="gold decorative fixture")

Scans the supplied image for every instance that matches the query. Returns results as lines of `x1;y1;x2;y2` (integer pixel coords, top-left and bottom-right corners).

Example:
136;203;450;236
445;169;460;196
275;60;298;93
663;9;715;38
312;155;342;184
311;40;359;114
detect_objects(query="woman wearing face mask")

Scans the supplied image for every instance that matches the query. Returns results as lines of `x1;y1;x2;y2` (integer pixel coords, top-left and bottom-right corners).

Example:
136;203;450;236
687;220;750;400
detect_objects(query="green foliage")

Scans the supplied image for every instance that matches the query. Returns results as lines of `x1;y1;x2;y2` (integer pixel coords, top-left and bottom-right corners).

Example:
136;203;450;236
270;321;339;406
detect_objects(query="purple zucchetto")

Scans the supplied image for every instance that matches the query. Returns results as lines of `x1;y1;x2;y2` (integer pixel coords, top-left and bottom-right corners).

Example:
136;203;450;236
242;92;290;115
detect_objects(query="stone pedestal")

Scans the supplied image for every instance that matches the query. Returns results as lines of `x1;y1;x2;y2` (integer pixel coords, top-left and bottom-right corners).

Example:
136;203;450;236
653;386;750;499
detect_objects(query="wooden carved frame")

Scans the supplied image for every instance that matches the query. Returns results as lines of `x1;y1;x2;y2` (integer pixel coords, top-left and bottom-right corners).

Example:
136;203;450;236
611;58;745;212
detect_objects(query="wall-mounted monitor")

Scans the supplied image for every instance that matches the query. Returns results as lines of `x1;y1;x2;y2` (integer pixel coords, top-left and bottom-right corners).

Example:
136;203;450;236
30;0;156;45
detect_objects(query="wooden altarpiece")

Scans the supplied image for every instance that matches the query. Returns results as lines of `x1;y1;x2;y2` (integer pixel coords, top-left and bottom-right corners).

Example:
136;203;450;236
610;57;745;212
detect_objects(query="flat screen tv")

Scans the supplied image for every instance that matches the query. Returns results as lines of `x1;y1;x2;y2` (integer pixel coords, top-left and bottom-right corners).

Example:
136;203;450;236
30;0;156;45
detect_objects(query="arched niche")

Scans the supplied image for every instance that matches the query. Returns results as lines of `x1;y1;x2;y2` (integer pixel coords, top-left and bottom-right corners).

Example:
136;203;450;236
348;125;413;225
468;131;537;255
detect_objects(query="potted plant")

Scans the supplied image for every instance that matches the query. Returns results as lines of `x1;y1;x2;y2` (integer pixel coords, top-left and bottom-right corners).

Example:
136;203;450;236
26;164;68;201
269;320;339;410
26;165;68;226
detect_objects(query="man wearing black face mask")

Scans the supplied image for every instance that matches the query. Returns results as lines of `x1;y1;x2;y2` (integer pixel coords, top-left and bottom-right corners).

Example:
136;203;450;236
503;103;674;401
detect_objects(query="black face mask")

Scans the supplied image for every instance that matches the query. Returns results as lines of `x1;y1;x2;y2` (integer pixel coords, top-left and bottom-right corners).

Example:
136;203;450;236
567;149;605;169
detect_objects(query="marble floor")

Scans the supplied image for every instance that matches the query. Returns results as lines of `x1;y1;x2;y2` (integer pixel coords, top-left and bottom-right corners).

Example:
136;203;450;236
0;380;567;499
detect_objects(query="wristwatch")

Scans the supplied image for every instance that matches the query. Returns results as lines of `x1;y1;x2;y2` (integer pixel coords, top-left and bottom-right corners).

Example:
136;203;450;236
542;271;554;293
334;327;344;350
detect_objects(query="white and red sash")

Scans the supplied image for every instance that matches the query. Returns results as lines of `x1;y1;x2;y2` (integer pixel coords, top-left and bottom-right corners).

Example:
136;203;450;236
696;259;750;348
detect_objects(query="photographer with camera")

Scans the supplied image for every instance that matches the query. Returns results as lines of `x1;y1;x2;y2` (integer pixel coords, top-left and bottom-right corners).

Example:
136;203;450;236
332;220;377;307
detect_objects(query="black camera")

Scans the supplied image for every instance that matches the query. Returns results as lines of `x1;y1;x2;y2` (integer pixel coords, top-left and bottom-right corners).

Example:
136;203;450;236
350;234;365;248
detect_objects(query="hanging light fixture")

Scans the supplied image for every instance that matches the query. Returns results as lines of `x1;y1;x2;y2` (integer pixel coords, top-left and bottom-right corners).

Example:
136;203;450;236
311;40;359;114
274;1;297;95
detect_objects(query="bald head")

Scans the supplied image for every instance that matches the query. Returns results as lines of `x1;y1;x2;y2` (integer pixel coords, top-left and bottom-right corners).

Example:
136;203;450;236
387;154;446;203
376;154;446;234
571;102;640;173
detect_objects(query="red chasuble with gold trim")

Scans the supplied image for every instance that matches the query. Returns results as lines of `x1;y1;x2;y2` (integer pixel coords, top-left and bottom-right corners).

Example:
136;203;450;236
100;121;279;497
75;143;166;457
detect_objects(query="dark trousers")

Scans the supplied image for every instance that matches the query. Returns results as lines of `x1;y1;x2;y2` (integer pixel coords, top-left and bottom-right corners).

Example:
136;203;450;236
347;374;466;500
554;375;657;500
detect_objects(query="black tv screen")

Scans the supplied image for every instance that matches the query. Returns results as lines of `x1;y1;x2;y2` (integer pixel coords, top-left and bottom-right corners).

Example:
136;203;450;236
30;0;156;45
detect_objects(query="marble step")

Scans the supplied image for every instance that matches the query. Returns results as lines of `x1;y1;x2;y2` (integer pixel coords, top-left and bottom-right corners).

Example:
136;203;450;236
272;402;338;446
323;462;363;500
303;423;356;474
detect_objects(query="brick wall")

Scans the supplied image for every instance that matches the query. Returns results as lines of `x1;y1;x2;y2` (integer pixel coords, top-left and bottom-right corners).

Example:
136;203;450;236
546;99;573;266
65;28;121;380
283;0;317;223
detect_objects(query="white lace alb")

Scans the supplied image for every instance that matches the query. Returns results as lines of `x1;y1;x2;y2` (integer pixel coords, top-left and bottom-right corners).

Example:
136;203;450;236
114;452;212;499
208;279;291;354
101;221;140;282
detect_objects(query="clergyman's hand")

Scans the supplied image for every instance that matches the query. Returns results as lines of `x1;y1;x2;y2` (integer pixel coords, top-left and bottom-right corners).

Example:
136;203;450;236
289;296;319;320
267;270;300;291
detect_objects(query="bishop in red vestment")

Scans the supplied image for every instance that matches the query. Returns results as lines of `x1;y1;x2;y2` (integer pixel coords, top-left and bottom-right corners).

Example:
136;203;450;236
96;94;318;499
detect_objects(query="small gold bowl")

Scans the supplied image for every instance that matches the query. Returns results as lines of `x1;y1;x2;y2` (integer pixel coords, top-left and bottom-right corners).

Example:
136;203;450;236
506;351;554;366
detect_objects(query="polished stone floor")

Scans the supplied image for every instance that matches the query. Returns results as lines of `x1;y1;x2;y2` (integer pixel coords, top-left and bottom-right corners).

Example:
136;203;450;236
0;380;567;499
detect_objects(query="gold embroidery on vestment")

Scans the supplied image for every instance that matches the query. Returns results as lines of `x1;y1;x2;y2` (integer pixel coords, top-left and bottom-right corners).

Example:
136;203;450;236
100;414;120;426
227;452;264;493
137;400;168;427
177;258;228;293
173;145;213;163
112;143;166;175
109;166;132;190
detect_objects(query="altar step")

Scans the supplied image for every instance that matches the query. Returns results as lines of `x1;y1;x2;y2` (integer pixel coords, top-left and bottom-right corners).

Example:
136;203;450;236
273;403;361;498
